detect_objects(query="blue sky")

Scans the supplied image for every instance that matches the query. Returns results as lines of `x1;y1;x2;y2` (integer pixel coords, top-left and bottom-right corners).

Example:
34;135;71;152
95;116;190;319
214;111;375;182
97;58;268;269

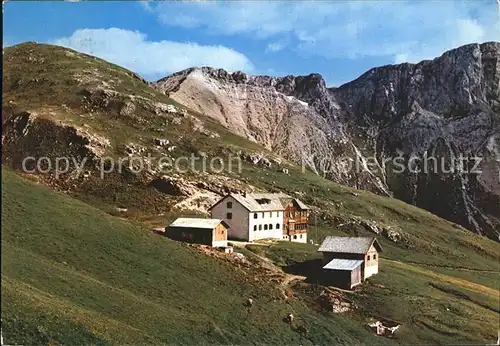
4;1;500;86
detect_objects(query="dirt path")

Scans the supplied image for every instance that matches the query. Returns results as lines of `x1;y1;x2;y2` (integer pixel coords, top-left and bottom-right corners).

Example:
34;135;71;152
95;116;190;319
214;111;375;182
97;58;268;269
281;273;306;289
241;247;306;297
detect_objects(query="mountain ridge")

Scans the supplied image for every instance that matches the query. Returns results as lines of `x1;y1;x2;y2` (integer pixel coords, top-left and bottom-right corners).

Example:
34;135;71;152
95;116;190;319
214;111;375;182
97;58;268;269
157;41;500;90
154;41;500;240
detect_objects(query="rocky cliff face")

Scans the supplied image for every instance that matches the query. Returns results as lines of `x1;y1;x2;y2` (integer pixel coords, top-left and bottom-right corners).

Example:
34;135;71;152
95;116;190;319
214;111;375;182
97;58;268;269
154;42;500;240
154;67;390;195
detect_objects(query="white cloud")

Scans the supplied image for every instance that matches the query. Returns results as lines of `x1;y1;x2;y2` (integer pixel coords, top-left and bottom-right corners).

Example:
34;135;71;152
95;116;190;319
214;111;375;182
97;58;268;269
144;1;500;64
265;41;286;53
51;28;254;79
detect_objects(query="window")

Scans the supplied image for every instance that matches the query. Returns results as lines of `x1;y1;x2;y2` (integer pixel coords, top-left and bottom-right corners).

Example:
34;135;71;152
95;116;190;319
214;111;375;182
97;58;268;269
293;235;297;239
254;213;258;219
264;224;268;230
259;225;262;231
300;234;303;239
227;201;232;208
254;225;257;231
367;255;370;260
269;224;273;230
373;254;377;260
262;212;265;218
226;213;232;219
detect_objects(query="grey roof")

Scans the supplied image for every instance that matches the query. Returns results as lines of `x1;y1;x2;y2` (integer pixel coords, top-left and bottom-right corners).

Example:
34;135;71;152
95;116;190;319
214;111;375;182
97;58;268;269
294;198;310;210
323;258;364;271
318;236;381;254
231;193;286;212
212;192;309;212
168;218;224;229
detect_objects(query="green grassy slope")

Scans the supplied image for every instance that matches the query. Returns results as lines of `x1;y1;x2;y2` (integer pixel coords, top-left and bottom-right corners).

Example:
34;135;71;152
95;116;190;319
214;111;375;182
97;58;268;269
246;241;499;344
3;42;159;108
2;170;385;345
2;42;263;155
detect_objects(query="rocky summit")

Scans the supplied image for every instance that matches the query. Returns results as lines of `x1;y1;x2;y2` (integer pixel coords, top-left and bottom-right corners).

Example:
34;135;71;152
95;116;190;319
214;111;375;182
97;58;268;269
154;42;500;240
